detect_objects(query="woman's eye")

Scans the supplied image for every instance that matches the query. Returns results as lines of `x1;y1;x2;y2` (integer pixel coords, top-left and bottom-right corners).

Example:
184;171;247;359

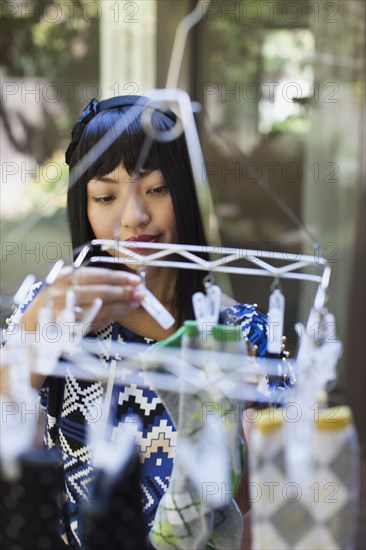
93;195;116;204
148;185;168;195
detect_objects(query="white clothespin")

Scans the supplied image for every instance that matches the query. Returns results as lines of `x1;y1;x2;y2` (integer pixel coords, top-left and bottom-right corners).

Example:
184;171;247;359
138;267;175;330
192;274;221;332
35;298;60;373
287;306;342;489
31;261;65;370
13;274;37;308
267;279;285;355
72;298;103;350
57;289;77;354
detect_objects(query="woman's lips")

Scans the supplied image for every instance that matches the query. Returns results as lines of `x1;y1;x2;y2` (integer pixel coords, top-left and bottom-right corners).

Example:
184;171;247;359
125;234;158;243
122;235;159;254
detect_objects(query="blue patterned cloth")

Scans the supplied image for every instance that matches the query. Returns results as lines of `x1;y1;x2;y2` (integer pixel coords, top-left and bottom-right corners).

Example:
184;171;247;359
19;281;46;314
40;304;271;546
219;303;268;356
15;289;271;547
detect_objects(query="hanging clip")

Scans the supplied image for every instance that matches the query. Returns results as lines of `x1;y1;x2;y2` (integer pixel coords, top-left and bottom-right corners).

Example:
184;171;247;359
192;273;221;331
57;289;77;354
138;267;175;330
35;292;59;373
267;278;285;355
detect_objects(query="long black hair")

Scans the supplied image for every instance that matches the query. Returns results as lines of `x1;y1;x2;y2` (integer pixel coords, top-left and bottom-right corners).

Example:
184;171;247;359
66;96;207;326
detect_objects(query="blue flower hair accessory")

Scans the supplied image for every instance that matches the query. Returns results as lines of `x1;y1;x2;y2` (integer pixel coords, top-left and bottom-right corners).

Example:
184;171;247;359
65;98;100;165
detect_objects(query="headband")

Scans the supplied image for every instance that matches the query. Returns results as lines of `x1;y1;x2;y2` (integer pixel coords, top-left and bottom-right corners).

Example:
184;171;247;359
65;95;177;166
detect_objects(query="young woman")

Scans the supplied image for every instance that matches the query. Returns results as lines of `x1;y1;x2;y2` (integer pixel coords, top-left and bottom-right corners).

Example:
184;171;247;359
20;96;268;547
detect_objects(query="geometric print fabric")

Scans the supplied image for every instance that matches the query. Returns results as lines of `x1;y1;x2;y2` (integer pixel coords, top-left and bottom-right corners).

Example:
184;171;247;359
249;413;359;550
39;303;269;547
42;322;175;546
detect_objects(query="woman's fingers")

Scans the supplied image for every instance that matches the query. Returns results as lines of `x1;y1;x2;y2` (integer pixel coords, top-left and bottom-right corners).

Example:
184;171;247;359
65;284;145;306
55;267;142;287
21;267;144;332
50;269;146;327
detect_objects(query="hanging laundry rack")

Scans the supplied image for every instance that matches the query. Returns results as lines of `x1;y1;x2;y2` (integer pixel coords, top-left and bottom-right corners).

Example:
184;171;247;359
78;239;328;283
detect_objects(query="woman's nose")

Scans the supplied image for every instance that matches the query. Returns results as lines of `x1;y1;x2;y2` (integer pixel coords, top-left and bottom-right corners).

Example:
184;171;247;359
120;194;150;229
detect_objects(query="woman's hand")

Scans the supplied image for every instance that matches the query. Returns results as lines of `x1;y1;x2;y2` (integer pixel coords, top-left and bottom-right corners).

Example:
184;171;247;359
21;266;145;333
16;267;145;390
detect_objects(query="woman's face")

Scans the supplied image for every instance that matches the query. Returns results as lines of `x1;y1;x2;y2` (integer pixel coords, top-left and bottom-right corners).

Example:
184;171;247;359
87;163;177;257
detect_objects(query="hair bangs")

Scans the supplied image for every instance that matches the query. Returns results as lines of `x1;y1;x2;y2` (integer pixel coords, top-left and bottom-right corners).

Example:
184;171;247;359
73;107;178;179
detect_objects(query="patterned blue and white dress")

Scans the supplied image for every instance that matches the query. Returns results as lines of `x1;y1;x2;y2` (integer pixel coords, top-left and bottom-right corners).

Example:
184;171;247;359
16;286;269;547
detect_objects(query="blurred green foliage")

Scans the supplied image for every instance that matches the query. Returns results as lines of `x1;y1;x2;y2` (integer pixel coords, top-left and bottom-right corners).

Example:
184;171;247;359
1;0;100;123
0;0;100;300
